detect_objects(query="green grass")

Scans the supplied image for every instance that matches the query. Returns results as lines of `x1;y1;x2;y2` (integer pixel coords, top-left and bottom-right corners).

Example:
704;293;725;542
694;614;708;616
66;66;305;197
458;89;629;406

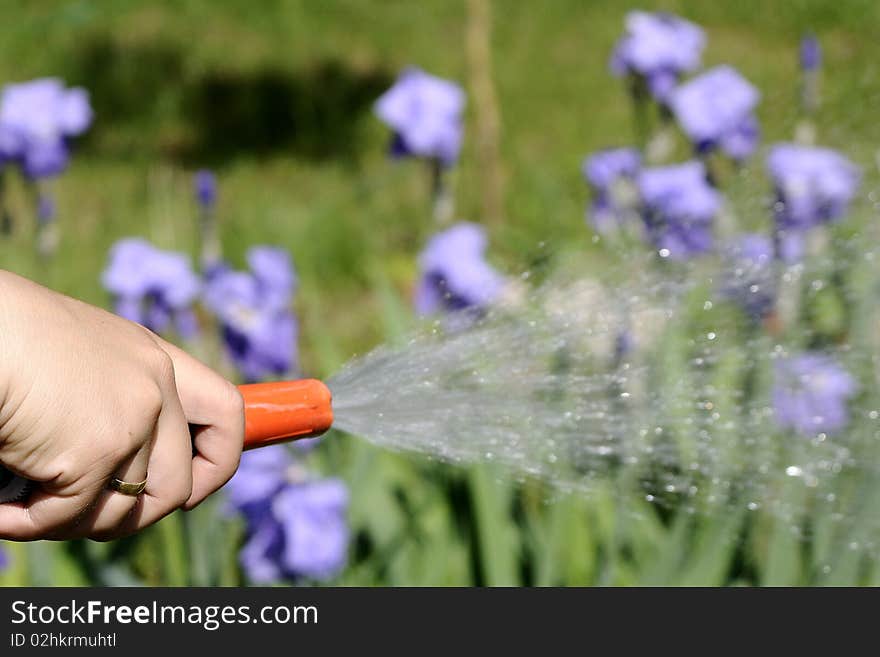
1;0;880;586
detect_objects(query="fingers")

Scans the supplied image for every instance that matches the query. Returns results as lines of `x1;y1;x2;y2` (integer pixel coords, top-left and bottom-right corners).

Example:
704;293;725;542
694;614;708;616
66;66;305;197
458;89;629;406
150;336;244;509
115;369;194;536
0;435;150;541
79;440;153;541
0;380;158;541
0;503;39;540
0;489;97;541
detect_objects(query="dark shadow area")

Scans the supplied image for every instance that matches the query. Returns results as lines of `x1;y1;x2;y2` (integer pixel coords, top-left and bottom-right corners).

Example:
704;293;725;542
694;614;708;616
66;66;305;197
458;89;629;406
183;60;392;162
66;35;185;134
65;34;392;164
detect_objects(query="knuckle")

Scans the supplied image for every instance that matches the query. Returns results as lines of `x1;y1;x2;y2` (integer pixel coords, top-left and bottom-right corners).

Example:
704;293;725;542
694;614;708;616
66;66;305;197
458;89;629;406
150;349;176;385
50;455;87;489
131;382;164;430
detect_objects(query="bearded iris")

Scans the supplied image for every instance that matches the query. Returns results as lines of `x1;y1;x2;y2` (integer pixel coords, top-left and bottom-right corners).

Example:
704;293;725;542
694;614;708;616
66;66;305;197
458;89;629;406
669;66;761;162
636;161;720;259
203;246;298;382
227;446;349;583
193;169;221;271
102;238;201;338
194;170;217;210
582;148;641;233
773;353;857;437
610;11;705;103
374;67;465;167
0;78;92;179
766;143;860;261
415;222;505;319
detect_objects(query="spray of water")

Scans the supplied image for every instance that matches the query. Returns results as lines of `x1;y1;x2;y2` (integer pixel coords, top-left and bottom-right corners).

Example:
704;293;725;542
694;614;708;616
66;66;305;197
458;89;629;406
329;255;880;556
330;276;657;495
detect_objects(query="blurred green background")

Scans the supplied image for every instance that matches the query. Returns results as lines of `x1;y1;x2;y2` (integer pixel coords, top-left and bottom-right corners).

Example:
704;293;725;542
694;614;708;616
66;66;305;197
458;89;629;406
1;0;880;585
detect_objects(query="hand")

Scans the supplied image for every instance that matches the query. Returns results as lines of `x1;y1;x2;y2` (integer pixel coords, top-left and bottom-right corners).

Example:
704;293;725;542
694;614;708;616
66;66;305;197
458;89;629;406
0;270;244;541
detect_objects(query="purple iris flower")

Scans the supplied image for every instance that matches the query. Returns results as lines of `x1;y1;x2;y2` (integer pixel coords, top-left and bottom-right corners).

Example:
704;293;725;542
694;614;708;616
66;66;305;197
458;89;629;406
227;447;349;583
719;233;776;320
718;115;760;163
610;11;705;102
374;67;465;166
102;238;201;338
0;546;7;571
0;78;93;179
773;353;857;437
415;222;505;317
20;140;70;179
767;143;859;230
766;143;860;261
194;170;217;209
582;148;641;233
203;247;297;382
273;481;349;580
226;445;291;511
669;66;761;162
801;35;821;72
637;161;720;259
247;246;297;310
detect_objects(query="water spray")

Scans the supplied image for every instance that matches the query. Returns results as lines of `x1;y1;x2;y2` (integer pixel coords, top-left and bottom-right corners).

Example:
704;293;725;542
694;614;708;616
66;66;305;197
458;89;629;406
0;268;877;565
0;379;334;503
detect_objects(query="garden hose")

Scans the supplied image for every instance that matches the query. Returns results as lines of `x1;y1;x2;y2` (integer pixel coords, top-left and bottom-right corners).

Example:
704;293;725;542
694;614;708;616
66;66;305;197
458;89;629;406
0;378;333;503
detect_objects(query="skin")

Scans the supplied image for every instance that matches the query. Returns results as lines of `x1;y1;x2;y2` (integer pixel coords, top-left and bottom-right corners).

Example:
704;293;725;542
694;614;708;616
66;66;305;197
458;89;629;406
0;270;244;541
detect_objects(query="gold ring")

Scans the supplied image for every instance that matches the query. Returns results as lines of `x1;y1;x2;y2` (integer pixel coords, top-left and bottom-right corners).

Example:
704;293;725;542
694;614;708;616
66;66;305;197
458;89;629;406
108;477;147;496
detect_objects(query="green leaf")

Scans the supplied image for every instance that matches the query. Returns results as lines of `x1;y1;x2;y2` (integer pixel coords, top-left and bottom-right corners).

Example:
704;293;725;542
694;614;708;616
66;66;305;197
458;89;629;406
469;465;520;586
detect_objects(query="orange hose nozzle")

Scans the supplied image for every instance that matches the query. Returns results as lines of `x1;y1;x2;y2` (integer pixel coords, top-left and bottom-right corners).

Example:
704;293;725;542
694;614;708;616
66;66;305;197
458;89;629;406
239;379;333;451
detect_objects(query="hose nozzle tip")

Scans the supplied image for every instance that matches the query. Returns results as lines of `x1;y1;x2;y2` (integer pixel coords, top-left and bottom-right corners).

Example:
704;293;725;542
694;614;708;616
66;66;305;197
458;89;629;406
240;379;333;450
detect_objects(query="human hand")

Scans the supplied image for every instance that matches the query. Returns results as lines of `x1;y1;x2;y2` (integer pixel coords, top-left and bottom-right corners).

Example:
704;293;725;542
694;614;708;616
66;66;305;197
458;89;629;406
0;270;244;541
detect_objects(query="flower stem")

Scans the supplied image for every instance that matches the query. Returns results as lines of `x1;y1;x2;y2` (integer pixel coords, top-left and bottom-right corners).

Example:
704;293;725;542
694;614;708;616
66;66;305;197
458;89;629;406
466;0;505;227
